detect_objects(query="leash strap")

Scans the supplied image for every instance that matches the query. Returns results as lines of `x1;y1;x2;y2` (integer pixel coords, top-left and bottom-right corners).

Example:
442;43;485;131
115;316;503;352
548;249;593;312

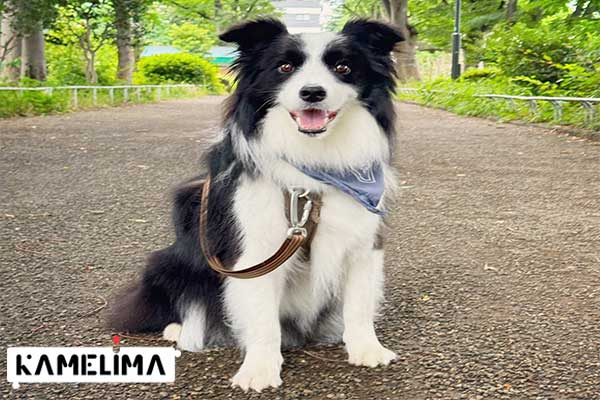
199;175;315;279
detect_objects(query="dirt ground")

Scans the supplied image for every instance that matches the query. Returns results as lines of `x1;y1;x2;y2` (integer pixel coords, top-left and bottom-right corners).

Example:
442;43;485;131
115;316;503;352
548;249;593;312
1;97;599;399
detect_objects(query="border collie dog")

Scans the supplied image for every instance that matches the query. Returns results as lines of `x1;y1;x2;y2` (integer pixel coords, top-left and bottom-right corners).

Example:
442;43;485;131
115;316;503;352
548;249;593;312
109;18;403;392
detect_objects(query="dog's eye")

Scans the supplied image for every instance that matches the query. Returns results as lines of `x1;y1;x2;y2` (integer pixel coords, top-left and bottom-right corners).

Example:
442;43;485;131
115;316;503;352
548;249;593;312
334;64;351;75
278;63;295;73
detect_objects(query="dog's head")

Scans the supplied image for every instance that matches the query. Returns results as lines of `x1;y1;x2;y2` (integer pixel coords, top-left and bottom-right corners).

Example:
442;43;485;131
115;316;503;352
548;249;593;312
221;19;403;141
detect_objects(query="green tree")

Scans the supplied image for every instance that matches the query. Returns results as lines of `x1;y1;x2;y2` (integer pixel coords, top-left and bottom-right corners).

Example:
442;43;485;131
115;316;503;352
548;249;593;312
113;0;148;83
143;0;276;58
0;2;22;81
169;21;215;55
482;1;600;82
48;0;116;83
1;0;58;81
162;0;278;34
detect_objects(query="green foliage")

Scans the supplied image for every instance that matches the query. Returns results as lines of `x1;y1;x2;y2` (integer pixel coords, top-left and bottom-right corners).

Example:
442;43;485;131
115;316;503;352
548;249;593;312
140;0;278;58
412;0;507;60
45;44;88;85
327;0;383;30
508;75;559;96
331;0;600;75
0;58;21;74
0;89;70;117
556;63;600;97
168;21;215;55
48;0;116;47
46;43;117;86
398;69;600;130
141;2;172;45
2;0;60;32
459;66;502;80
134;53;223;92
113;0;151;47
45;43;119;85
0;84;208;117
45;0;117;83
484;22;570;82
159;0;278;30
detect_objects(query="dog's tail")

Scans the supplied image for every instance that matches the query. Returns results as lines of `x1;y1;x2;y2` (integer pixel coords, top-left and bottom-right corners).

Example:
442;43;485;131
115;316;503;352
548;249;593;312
106;249;181;333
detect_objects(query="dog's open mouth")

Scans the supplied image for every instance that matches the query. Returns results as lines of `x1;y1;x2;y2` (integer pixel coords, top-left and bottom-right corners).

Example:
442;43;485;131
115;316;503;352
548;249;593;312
290;109;337;135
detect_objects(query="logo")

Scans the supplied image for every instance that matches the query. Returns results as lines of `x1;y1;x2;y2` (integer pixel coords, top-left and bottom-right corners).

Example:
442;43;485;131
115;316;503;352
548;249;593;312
350;166;376;184
7;346;180;389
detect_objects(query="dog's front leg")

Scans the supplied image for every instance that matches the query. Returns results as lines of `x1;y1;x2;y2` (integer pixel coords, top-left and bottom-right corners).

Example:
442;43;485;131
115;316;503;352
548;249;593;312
226;274;284;392
223;176;289;391
343;248;397;367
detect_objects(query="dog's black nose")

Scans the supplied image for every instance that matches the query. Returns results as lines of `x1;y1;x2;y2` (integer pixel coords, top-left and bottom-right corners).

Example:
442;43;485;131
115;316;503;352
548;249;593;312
299;86;327;103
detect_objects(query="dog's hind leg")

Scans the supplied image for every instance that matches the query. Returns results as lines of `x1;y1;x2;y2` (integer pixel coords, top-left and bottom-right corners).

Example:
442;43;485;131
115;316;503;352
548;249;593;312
162;298;233;351
107;248;181;334
162;323;182;342
175;303;206;351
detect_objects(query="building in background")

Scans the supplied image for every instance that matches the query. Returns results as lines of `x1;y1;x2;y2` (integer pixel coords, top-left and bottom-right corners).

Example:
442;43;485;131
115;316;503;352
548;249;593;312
274;0;332;33
207;46;238;66
140;45;182;58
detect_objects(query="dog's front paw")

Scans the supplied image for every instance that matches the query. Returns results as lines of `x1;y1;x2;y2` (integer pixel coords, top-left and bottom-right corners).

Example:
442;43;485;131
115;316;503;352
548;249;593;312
346;341;397;368
231;351;283;392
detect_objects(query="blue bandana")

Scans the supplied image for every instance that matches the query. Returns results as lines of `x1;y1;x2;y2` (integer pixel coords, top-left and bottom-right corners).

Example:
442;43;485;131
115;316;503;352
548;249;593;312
291;162;385;215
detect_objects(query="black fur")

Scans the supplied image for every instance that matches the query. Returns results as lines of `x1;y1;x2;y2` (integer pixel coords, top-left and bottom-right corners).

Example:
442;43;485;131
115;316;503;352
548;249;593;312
221;18;402;140
326;20;403;138
221;20;305;139
107;144;242;348
107;18;400;349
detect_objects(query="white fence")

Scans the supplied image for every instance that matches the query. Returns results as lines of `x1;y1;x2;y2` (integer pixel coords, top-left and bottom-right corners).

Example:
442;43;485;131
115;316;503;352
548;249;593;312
0;84;204;108
398;88;600;125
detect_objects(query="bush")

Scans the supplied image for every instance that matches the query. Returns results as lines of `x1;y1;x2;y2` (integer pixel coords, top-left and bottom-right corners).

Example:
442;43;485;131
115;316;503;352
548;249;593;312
134;53;223;93
556;63;600;98
46;44;119;86
481;16;600;85
0;84;209;118
460;67;502;81
0;90;70;117
482;22;579;83
397;72;600;131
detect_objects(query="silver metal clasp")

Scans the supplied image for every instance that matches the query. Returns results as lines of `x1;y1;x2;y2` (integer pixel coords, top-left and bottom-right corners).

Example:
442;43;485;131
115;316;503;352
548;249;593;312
287;187;312;238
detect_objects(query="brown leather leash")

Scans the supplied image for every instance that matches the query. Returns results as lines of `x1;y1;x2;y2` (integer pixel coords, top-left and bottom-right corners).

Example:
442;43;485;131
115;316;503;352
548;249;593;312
199;175;321;279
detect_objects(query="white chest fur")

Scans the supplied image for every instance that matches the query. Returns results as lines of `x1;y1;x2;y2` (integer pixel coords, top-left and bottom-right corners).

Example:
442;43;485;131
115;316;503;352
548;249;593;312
230;172;382;332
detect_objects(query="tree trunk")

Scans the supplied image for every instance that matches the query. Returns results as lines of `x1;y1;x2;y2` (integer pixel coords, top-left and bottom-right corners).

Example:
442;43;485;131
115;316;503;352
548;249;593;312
0;8;22;82
114;0;135;82
506;0;518;23
21;24;46;81
381;0;420;82
84;50;98;83
80;22;98;84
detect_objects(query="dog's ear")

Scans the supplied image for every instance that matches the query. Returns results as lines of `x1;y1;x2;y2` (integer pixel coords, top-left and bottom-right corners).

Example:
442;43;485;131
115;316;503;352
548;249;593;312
341;19;404;54
219;19;288;51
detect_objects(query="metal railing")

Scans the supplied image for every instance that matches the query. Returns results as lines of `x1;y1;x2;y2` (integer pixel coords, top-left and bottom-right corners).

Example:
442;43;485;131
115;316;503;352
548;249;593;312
397;88;600;125
474;94;600;124
0;84;204;108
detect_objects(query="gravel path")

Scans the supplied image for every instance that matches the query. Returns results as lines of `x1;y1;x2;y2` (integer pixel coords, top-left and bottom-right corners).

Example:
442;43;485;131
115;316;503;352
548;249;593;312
1;97;599;399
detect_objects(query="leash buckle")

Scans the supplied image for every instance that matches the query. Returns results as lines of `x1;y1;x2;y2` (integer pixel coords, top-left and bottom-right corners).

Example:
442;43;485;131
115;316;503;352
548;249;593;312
287;187;312;238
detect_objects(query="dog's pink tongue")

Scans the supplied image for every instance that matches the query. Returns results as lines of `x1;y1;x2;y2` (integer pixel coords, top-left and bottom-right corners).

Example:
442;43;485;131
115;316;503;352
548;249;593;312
298;109;328;130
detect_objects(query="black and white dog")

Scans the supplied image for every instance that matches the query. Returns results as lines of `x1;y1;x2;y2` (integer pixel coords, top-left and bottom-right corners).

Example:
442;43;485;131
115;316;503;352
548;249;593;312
109;18;403;392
